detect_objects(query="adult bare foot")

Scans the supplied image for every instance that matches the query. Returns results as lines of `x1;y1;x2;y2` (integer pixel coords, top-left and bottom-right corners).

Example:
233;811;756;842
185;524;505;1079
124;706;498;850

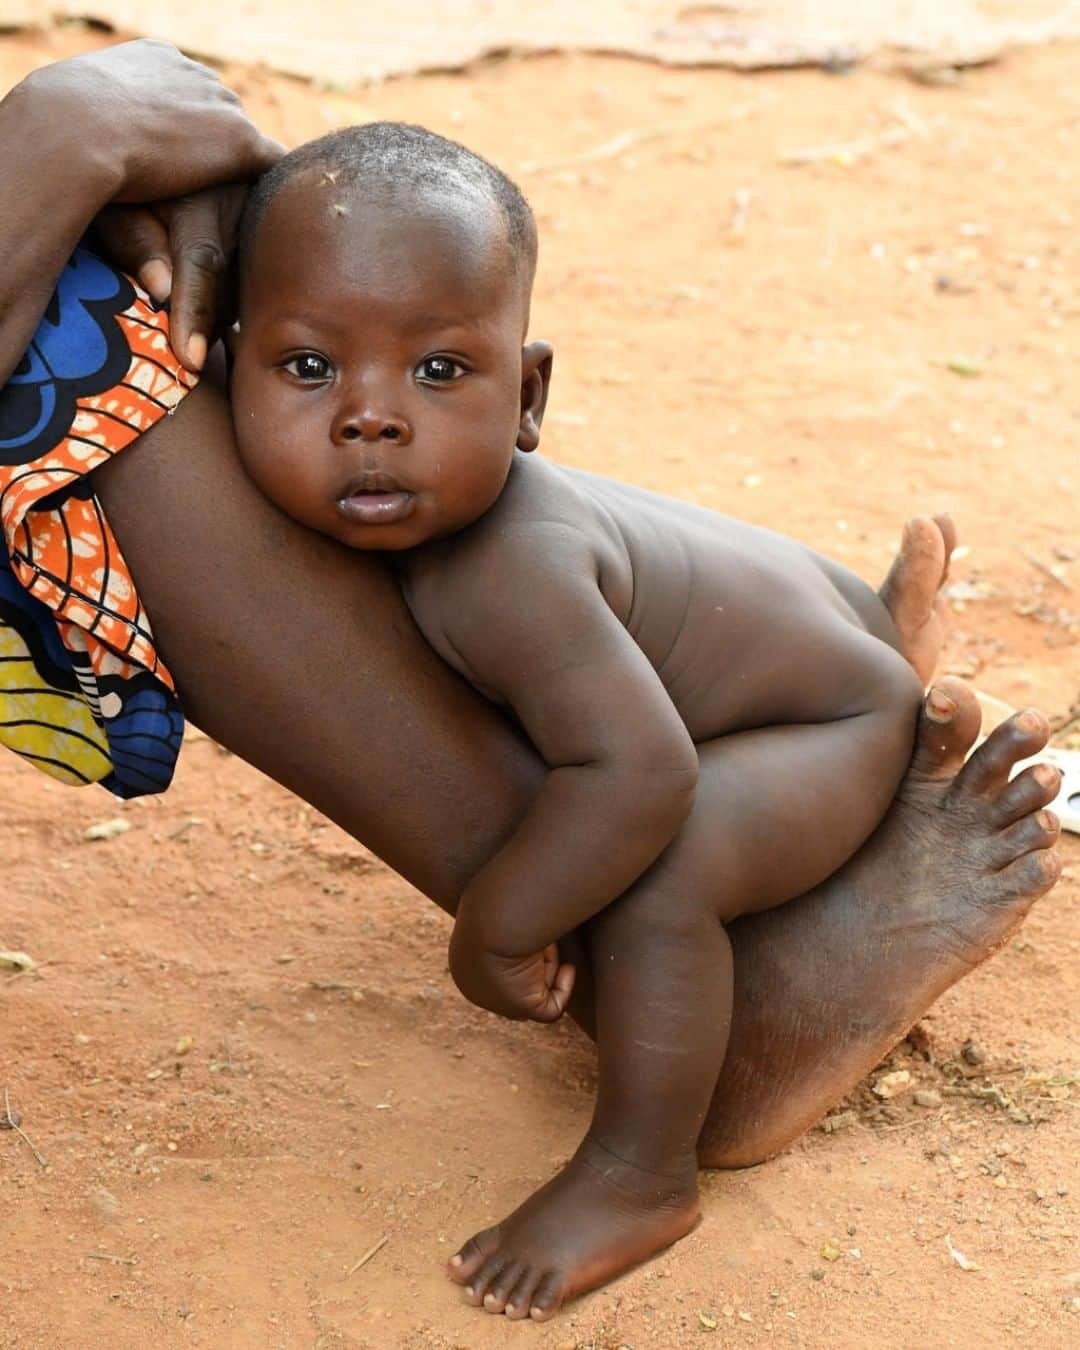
447;1135;699;1322
699;678;1062;1167
879;513;955;686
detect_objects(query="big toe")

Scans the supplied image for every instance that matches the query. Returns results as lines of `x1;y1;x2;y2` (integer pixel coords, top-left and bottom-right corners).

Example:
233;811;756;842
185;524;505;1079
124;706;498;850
449;1228;500;1286
880;515;948;625
909;678;984;780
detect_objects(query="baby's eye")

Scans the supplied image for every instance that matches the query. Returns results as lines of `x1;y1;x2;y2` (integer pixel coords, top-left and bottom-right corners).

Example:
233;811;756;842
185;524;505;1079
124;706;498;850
283;353;333;381
416;356;466;383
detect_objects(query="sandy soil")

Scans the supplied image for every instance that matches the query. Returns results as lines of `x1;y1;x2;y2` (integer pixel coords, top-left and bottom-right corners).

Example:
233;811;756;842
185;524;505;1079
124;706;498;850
1;24;1078;1350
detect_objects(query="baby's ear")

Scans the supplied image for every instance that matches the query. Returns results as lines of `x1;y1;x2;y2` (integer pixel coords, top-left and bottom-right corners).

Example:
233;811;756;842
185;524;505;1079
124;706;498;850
517;340;553;452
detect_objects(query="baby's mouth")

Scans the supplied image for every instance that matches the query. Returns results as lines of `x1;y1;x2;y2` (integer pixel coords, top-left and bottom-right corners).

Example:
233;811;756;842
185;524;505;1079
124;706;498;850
336;472;416;526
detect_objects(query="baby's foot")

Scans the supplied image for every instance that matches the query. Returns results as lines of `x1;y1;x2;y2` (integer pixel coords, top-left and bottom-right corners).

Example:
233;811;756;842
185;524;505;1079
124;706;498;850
448;1136;699;1321
878;513;955;686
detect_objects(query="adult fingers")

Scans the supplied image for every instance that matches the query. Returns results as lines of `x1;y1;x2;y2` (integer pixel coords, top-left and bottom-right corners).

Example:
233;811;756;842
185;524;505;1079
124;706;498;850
93;205;174;305
163;188;245;372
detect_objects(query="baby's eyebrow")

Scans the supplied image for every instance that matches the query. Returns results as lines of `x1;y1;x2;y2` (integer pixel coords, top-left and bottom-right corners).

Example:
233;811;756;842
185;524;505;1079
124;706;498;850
264;309;349;335
397;312;480;334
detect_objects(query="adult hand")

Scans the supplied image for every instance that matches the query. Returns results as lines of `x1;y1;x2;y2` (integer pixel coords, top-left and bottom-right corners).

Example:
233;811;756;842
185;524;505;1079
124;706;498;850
0;40;281;384
21;39;282;204
95;184;249;372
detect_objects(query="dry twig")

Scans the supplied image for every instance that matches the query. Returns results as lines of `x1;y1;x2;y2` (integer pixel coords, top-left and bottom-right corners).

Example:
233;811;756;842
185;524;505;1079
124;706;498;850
347;1234;389;1276
1019;549;1073;592
2;1089;48;1167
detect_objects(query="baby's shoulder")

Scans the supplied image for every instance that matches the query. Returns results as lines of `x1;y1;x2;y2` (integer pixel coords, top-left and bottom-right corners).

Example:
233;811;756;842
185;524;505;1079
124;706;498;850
402;457;609;635
426;456;602;574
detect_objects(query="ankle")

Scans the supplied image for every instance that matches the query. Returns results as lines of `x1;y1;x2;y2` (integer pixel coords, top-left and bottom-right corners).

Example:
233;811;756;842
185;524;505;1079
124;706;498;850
578;1132;699;1207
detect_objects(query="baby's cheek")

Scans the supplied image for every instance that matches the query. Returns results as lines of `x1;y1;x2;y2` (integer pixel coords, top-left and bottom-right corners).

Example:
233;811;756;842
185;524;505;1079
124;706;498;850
234;414;327;526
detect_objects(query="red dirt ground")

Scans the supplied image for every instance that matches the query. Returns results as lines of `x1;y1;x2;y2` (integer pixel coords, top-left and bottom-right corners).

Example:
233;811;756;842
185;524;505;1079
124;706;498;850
1;25;1077;1350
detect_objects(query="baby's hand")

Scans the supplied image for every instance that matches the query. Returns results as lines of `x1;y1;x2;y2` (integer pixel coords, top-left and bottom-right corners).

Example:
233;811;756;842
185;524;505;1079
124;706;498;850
450;940;575;1023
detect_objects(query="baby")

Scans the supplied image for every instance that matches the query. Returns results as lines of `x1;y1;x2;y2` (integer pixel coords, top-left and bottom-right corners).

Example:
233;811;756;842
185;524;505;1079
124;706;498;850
229;123;922;1321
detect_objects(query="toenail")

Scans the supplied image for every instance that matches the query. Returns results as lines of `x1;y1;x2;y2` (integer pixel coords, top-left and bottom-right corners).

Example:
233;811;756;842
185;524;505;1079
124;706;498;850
1034;764;1060;787
926;688;957;722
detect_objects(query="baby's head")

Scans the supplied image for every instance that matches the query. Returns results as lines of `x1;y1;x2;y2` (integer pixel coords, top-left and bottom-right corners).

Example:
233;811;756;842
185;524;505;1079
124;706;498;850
231;122;552;550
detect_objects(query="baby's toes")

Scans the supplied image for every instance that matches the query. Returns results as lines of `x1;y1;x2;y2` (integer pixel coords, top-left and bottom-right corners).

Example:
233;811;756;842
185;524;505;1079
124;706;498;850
504;1269;544;1320
464;1251;512;1307
528;1271;567;1322
482;1262;524;1314
448;1226;499;1286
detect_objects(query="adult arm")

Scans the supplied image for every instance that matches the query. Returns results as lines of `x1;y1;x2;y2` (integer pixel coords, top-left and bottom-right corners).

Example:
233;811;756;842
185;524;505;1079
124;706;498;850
0;40;279;384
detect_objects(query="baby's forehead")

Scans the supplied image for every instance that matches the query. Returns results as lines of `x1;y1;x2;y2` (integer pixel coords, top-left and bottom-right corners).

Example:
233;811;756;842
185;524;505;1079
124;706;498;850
278;171;512;269
246;172;527;321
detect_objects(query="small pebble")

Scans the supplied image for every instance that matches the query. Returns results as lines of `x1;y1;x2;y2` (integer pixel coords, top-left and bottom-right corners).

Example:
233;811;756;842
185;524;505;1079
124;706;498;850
914;1089;943;1108
961;1040;984;1066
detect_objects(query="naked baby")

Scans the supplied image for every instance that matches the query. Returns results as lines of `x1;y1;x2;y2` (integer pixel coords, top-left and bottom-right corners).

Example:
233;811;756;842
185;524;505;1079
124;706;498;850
229;124;933;1318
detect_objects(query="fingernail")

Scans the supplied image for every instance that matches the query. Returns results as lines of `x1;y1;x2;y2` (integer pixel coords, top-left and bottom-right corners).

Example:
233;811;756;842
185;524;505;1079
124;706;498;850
1018;709;1043;733
1039;810;1059;831
1034;764;1059;788
139;259;172;304
926;687;956;722
450;1255;462;1268
186;333;208;371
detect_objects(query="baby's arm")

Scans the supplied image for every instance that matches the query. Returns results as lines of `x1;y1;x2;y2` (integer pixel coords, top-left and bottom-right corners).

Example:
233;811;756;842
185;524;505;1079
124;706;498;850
432;521;699;1021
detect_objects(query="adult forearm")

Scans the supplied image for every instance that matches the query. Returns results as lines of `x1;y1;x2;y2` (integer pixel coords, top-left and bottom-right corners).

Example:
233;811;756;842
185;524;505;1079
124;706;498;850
93;381;547;909
0;76;122;385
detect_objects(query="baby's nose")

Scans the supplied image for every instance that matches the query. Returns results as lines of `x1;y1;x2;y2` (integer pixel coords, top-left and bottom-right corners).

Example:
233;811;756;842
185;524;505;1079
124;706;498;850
333;406;412;446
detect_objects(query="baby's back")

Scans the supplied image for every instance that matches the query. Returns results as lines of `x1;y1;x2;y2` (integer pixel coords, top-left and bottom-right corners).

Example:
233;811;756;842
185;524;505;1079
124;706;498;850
404;455;900;743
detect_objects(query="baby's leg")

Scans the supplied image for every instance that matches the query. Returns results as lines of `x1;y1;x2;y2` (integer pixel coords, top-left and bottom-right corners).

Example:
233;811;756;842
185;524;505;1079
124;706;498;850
450;861;732;1321
450;644;920;1319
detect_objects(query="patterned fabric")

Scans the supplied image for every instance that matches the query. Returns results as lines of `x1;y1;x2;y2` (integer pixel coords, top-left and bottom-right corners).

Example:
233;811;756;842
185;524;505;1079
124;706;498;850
0;245;196;797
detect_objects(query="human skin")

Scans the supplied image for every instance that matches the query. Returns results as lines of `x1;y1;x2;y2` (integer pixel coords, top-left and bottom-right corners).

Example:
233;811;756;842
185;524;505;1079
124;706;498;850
229;170;929;1307
0;44;1065;1324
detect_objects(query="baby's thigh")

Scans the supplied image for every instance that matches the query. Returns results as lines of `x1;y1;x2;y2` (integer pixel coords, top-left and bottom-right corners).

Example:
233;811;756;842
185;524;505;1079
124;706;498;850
662;640;920;921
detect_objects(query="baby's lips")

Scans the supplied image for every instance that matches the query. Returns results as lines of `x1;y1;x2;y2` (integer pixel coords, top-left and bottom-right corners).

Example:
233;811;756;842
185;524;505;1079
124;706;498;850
335;487;416;526
339;469;409;496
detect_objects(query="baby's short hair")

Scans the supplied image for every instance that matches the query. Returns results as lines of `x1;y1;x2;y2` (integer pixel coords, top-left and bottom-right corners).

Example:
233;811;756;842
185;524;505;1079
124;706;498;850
239;121;537;288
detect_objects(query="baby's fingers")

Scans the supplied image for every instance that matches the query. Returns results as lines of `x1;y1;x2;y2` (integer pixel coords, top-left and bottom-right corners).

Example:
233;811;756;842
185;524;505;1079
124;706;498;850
530;963;575;1023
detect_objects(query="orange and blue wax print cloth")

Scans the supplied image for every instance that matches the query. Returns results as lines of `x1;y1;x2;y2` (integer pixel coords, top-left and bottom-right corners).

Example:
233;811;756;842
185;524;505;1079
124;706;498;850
0;245;196;797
